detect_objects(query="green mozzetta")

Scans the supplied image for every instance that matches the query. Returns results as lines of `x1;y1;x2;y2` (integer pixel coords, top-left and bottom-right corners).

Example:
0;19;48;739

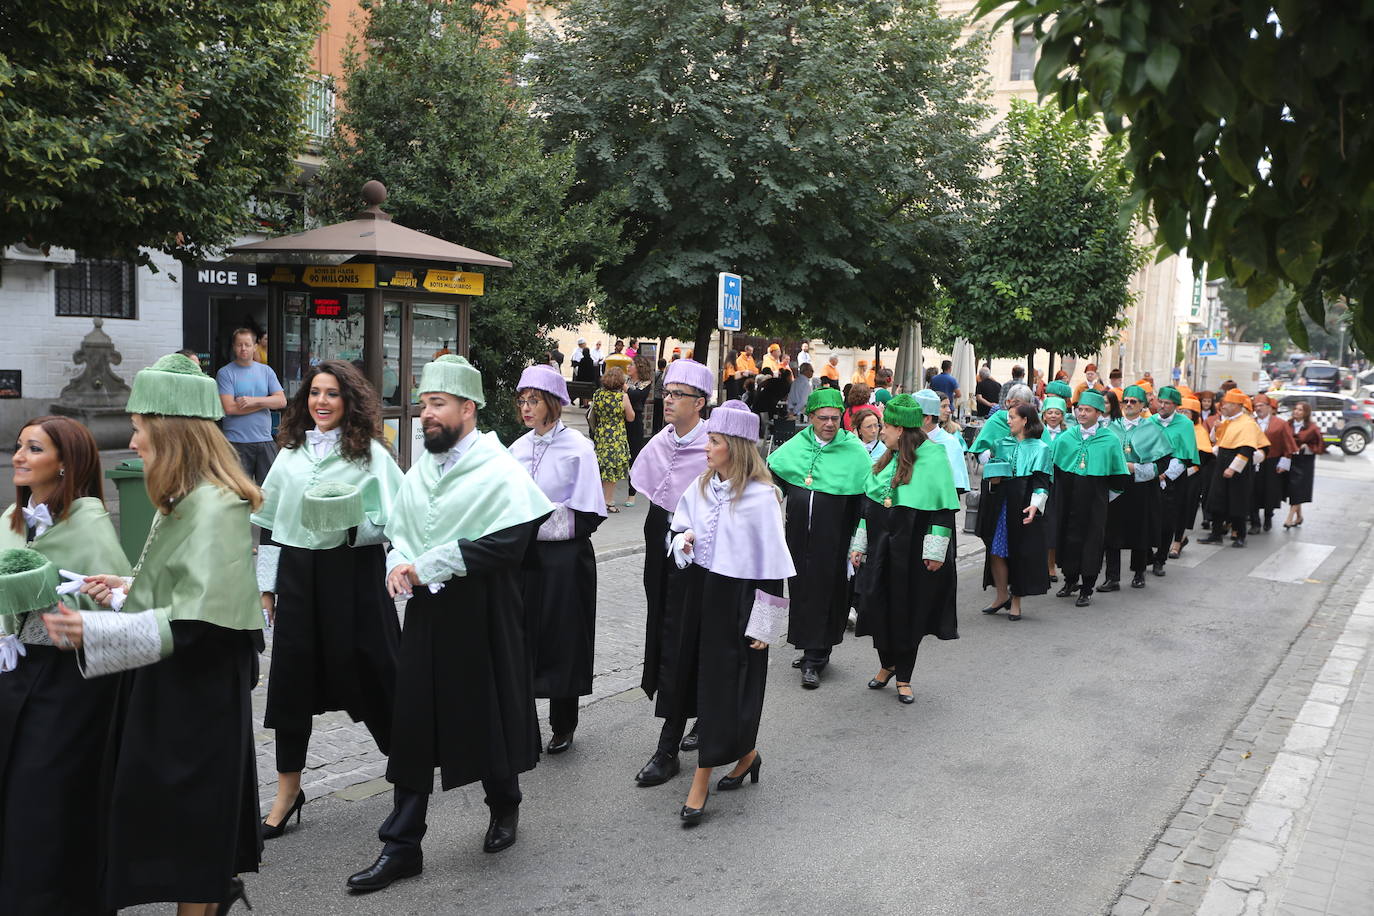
387;431;553;563
767;426;872;496
1052;425;1130;477
967;409;1010;454
124;483;262;652
0;497;132;635
252;439;403;548
1151;412;1200;465
988;435;1056;478
1108;417;1174;465
864;439;961;511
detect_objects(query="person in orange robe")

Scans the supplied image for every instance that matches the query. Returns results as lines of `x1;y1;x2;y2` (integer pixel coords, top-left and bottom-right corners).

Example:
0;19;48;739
1249;394;1298;533
1200;389;1269;548
820;356;840;386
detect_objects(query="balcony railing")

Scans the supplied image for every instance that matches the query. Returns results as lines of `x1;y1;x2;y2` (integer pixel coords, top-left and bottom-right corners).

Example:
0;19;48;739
305;76;336;152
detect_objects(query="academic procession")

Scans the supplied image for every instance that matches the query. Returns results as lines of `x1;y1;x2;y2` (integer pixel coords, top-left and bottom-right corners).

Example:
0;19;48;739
1;335;1350;914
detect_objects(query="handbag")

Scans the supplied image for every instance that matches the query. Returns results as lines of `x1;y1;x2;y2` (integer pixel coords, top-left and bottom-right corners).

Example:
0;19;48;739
745;590;789;645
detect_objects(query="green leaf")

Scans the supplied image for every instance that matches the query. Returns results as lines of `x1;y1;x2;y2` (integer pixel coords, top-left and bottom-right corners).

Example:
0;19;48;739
1284;295;1311;351
1143;43;1180;94
1160;202;1187;253
1275;221;1321;287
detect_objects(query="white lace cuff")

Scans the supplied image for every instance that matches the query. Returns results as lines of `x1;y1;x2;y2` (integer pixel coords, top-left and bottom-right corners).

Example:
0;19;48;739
1228;454;1249;473
1276;456;1291;472
670;531;693;569
1164;458;1186;481
848;526;868;556
415;541;466;586
537;504;574;541
78;608;171;679
922;533;950;563
256;545;281;593
1029;490;1048;513
1132;463;1157;483
351;517;387;547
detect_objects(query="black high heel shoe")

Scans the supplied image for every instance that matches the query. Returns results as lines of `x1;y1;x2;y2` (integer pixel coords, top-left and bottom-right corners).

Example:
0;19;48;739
868;667;896;689
218;876;253;914
895;683;915;705
261;790;305;840
680;788;710;826
717;753;762;790
981;597;1012;615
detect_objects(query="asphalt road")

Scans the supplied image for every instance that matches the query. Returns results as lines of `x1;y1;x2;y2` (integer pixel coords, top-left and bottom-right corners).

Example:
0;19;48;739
154;452;1374;916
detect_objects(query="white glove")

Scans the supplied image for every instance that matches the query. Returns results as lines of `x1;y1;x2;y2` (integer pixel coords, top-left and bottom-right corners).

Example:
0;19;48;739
0;634;27;673
56;569;88;596
670;531;693;569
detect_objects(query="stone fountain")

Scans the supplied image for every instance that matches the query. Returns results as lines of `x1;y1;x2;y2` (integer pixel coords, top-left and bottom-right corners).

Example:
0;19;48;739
50;318;134;448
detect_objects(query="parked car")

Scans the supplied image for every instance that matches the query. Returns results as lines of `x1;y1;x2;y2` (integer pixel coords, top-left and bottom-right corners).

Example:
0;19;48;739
1293;360;1343;392
1273;389;1372;455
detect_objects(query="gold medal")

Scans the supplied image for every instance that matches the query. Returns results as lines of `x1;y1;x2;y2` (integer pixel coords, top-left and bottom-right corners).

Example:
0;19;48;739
805;475;813;486
884;497;892;508
1079;460;1086;469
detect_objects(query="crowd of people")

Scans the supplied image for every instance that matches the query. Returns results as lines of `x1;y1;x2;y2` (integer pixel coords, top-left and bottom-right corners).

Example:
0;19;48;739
0;336;1329;912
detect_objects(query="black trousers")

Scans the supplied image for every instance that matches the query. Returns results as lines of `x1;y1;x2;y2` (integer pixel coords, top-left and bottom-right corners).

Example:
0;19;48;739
380;778;522;854
801;647;831;670
1105;547;1149;581
549;697;579;736
655;715;688;757
877;644;918;682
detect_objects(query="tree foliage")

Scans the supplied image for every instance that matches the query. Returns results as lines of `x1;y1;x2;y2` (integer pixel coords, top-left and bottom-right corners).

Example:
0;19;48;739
0;0;321;264
312;0;624;437
976;0;1374;357
530;0;992;357
948;101;1143;360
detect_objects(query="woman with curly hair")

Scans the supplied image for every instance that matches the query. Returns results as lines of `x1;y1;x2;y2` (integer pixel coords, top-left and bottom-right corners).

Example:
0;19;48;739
252;359;404;840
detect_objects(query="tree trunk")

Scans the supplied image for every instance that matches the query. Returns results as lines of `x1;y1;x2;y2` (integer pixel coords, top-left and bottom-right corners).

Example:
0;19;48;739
1048;351;1056;381
1027;350;1035;392
692;297;716;370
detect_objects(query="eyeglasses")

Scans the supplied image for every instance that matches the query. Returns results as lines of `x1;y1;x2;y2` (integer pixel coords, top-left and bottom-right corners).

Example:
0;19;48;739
515;398;545;408
1122;399;1141;406
663;388;702;401
813;414;842;424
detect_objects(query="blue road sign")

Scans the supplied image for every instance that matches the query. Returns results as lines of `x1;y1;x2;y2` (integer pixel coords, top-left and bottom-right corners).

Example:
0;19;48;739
1197;337;1219;358
718;272;742;331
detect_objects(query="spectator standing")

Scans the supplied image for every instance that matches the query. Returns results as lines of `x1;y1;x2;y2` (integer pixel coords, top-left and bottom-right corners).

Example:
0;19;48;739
590;368;635;512
624;356;654;508
796;342;813;368
652;358;668;432
821;355;841;387
217;327;287;484
999;365;1027;405
605;341;633;374
626;339;639;359
550;345;564;370
1071;363;1108;405
974;367;1001;419
255;330;270;364
842;384;872;430
851;359;871;387
736;345;758;380
788;363;815;418
591;341;606;374
929;360;961;406
761;343;783;375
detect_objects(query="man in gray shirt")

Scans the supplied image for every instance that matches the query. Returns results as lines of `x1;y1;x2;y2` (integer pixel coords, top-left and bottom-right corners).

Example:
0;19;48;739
216;327;286;484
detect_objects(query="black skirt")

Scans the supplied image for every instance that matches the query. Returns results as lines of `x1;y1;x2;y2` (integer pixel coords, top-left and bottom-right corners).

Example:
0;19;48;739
1287;453;1317;505
104;622;261;909
523;536;597;698
663;564;777;768
976;473;1051;597
265;542;398;750
780;486;861;650
855;503;959;655
0;642;118;914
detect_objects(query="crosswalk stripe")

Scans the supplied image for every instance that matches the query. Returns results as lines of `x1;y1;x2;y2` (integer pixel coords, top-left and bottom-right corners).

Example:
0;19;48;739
1248;542;1336;583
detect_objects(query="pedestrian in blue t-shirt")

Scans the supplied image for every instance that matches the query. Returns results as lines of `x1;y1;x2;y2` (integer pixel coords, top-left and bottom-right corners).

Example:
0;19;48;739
216;328;286;484
929;359;961;406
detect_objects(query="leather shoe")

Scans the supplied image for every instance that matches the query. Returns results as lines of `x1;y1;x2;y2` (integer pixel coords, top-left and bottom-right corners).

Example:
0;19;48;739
801;667;820;689
1248;522;1262;535
1075;592;1092;607
635;751;681;787
679;723;699;752
1055;583;1077;598
1152;562;1166;577
1199;534;1224;544
547;732;574;755
1131;572;1146;588
1232;539;1246;548
1098;580;1121;593
347;852;423;893
483;809;518;853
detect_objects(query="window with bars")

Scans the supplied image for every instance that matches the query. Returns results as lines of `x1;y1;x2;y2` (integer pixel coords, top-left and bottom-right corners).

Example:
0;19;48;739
55;256;137;319
1011;33;1037;82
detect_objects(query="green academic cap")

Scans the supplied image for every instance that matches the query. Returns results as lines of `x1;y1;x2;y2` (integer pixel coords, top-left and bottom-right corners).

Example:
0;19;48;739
1041;396;1068;415
300;482;364;533
882;394;924;429
127;353;224;420
0;548;59;617
1046;380;1072;399
805;388;844;414
418;354;486;408
1157;386;1183;405
1123;384;1148;401
1078;389;1107;413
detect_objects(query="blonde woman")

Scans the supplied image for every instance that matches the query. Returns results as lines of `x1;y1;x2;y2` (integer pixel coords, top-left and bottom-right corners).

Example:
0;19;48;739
666;400;794;825
590;367;634;512
44;354;263;915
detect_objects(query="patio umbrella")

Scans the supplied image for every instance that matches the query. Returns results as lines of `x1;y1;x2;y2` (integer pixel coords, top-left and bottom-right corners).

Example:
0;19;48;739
951;337;977;419
892;321;923;393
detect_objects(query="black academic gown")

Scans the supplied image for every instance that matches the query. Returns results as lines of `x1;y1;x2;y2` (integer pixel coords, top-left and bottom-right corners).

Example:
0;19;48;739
104;621;261;908
522;512;602;698
1052;471;1126;590
1206;446;1257;527
776;479;862;650
854;502;959;655
641;503;676;703
976;471;1052;597
1107;460;1166;573
264;535;399;750
387;520;546;794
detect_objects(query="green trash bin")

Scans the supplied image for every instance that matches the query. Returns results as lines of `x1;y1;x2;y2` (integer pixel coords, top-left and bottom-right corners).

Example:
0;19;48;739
105;458;154;566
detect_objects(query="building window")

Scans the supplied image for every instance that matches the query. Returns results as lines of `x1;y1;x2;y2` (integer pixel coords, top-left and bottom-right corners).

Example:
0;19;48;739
1011;33;1037;82
55;256;137;319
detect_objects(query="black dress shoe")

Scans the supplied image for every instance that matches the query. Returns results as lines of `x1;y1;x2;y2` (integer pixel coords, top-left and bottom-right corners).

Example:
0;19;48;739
679;722;699;752
1232;539;1246;548
1131;572;1146;588
801;667;820;689
261;790;305;840
1263;519;1273;532
635;751;681;786
1055;583;1077;598
1098;580;1121;593
981;597;1012;615
483;809;519;853
1049;574;1059;583
1201;519;1211;530
1199;534;1224;544
347;852;423;893
547;732;574;754
1151;562;1166;577
1248;522;1262;535
791;655;804;668
1075;593;1092;607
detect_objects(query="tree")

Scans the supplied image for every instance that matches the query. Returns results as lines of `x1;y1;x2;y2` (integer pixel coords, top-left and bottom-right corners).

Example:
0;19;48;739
947;101;1144;363
1219;282;1288;348
531;0;992;359
975;1;1374;356
312;0;624;437
0;0;322;265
